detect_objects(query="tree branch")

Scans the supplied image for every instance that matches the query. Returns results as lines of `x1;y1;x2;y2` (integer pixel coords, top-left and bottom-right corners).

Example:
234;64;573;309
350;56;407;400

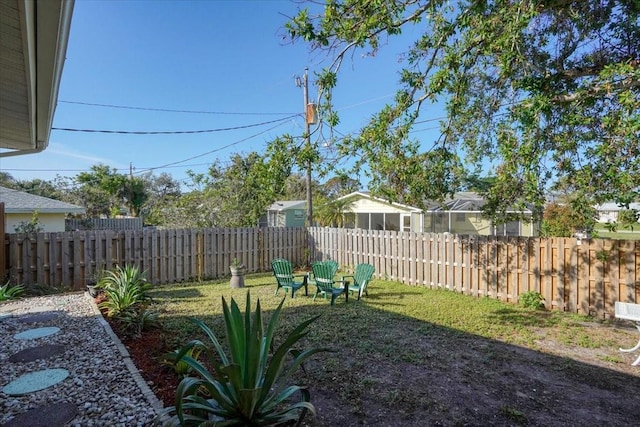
552;78;640;103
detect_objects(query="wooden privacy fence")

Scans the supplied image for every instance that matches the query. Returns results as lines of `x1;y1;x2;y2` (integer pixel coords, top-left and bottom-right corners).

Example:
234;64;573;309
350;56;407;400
4;227;307;289
309;227;640;318
5;226;640;318
0;203;5;281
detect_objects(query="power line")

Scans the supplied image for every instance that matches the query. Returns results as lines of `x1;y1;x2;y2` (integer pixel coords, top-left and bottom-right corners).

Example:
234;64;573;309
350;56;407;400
335;93;396;111
0;168;95;173
52;115;299;135
59;100;297;116
133;120;289;175
0;122;290;176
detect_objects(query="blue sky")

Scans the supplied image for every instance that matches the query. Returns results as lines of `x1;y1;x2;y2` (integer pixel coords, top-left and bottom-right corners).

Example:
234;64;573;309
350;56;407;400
1;0;445;188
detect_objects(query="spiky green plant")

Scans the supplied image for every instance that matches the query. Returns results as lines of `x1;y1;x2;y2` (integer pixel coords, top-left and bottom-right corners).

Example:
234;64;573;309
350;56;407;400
97;264;150;294
164;292;326;426
162;345;204;377
97;265;151;317
117;305;159;337
0;281;24;301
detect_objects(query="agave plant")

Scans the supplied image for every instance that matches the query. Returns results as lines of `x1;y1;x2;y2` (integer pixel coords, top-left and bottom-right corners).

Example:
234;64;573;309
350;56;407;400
0;281;24;302
164;292;326;426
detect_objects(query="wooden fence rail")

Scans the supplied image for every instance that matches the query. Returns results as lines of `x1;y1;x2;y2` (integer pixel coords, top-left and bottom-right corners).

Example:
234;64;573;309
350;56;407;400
308;227;640;319
4;227;307;289
4;226;639;318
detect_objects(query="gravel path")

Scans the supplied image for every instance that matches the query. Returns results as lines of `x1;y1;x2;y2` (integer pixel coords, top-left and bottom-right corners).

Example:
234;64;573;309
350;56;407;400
0;292;164;426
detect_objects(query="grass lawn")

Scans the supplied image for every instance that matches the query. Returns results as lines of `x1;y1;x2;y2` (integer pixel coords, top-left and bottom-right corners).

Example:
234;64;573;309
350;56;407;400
593;223;640;240
148;273;640;426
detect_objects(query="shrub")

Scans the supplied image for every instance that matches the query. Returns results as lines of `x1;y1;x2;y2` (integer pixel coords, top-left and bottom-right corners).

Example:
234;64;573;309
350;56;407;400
13;211;43;233
519;291;545;310
618;209;639;230
164;292;326;426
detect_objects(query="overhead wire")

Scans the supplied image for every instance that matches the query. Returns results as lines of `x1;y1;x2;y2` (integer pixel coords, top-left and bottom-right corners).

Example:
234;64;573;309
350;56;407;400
7;94;510;175
132;120;290;175
52;115;299;134
1;119;294;176
59;100;297;116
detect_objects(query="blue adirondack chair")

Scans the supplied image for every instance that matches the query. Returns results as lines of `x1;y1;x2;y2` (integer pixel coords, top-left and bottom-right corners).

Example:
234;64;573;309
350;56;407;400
271;258;308;298
341;263;375;300
311;261;346;305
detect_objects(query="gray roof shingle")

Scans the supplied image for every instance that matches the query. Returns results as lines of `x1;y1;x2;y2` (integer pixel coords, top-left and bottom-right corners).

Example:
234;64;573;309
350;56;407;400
0;186;85;214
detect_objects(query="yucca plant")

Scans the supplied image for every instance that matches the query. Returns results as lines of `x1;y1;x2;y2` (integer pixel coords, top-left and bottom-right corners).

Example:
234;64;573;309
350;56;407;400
97;264;151;295
98;265;151;317
0;281;24;302
117;305;160;337
99;285;146;317
164;292;326;426
162;345;204;377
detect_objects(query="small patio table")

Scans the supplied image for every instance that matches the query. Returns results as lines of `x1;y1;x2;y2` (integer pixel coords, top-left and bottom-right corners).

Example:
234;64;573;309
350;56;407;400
615;301;640;366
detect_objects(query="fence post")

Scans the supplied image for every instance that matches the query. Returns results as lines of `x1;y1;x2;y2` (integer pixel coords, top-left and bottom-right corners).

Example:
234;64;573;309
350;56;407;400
0;202;5;281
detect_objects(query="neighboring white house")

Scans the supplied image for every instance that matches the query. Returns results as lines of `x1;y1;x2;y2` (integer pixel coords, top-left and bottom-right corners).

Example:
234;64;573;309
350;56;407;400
264;200;306;227
595;202;640;223
421;192;539;237
336;191;422;231
1;186;84;232
336;191;539;236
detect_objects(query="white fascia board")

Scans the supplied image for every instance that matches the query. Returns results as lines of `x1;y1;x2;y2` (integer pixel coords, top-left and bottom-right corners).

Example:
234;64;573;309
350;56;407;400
35;0;75;150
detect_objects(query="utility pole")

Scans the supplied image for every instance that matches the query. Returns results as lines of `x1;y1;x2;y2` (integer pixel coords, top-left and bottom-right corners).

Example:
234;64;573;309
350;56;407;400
302;67;313;227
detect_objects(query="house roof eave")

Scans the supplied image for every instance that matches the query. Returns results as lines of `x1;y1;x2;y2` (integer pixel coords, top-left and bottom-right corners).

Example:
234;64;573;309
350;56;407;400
0;0;74;156
337;191;423;213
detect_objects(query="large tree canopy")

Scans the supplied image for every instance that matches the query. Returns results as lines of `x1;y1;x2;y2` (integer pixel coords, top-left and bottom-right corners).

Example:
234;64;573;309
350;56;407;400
287;0;640;220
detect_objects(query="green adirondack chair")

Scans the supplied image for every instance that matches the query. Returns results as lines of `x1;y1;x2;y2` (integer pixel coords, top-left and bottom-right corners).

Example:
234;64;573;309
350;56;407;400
271;258;308;298
311;261;346;305
307;259;339;287
342;263;375;300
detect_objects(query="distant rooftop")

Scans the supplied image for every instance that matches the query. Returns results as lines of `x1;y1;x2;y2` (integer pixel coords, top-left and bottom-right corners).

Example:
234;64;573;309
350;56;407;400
267;200;306;211
0;186;84;214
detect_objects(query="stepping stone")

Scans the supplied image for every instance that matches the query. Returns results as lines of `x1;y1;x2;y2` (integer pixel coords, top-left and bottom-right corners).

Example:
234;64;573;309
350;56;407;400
25;306;53;314
17;312;59;324
2;401;78;427
8;344;66;363
13;327;60;340
2;368;69;396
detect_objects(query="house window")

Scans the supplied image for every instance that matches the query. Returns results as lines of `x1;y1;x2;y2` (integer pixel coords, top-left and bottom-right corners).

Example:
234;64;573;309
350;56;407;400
402;215;411;232
294;210;304;219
